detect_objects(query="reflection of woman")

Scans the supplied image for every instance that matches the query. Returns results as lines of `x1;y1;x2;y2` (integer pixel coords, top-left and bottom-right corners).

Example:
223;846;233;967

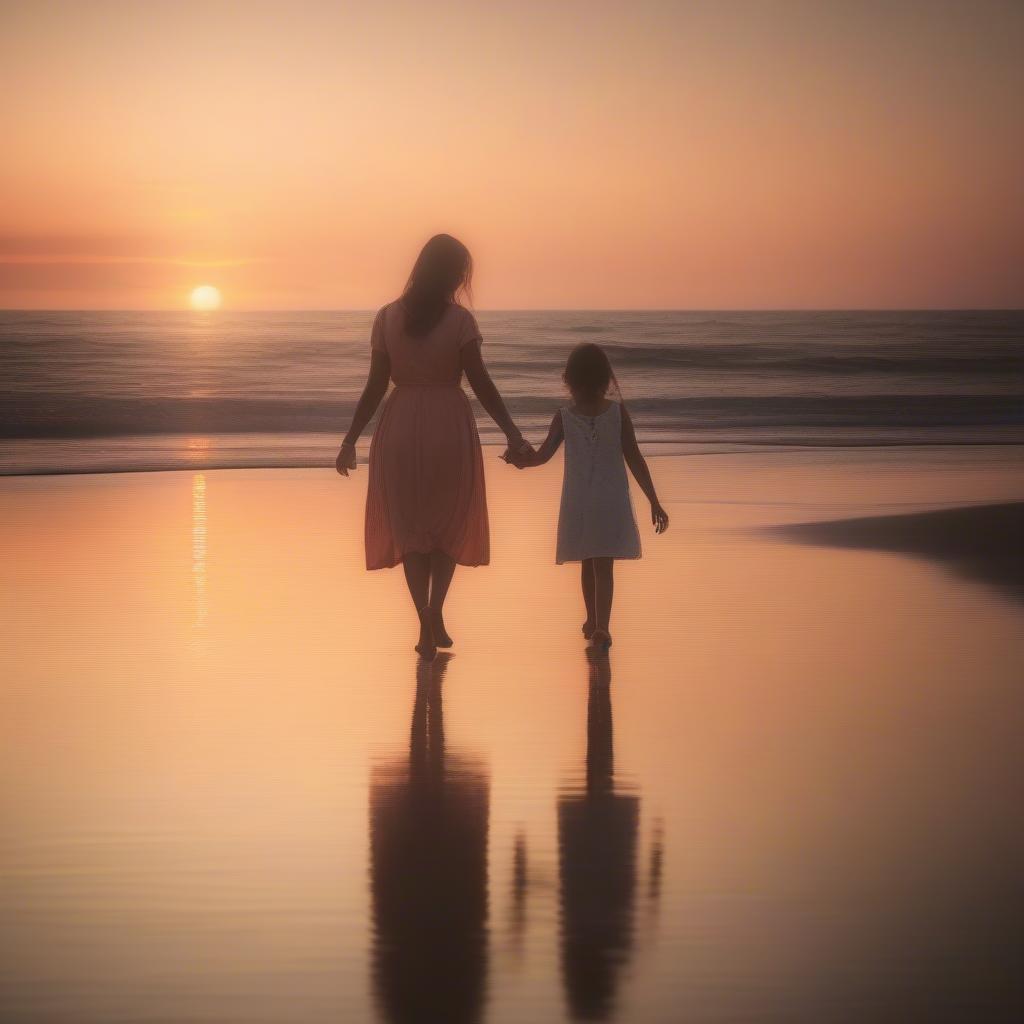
558;656;640;1020
336;234;531;660
369;655;490;1024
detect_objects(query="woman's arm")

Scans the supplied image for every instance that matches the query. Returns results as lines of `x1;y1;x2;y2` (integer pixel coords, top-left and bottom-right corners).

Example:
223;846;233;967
461;341;527;449
510;412;564;467
621;405;669;532
336;349;391;475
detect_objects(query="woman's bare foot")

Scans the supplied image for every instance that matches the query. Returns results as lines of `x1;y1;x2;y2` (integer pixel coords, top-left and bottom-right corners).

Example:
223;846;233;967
582;619;596;640
415;607;437;661
431;609;454;648
590;629;612;651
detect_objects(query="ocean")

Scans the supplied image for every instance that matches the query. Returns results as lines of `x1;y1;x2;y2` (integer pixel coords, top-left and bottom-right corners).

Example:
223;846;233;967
1;309;1022;475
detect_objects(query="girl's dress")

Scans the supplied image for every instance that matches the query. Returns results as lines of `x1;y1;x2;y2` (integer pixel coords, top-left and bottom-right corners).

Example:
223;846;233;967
365;301;489;570
556;401;642;564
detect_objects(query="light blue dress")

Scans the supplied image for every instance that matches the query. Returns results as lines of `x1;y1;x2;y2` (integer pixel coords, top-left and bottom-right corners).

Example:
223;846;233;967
556;402;642;564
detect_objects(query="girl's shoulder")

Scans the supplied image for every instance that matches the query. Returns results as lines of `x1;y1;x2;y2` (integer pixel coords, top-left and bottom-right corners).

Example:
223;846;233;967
564;399;617;418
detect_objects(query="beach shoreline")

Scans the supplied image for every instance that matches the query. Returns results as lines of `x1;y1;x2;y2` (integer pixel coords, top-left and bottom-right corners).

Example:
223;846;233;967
3;451;1023;1022
3;437;1024;479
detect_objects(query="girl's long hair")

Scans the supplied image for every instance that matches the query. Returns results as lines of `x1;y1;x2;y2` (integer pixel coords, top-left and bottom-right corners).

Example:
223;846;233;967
400;234;473;337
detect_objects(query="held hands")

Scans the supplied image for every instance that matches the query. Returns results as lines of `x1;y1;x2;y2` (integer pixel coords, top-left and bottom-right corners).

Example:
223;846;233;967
341;437;535;476
501;437;535;469
651;501;669;534
335;442;357;476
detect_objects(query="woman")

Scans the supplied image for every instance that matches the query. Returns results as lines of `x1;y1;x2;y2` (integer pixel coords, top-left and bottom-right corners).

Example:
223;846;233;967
336;234;530;660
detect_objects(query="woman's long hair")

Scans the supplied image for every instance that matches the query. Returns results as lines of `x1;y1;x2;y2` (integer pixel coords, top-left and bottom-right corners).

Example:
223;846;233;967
400;234;473;337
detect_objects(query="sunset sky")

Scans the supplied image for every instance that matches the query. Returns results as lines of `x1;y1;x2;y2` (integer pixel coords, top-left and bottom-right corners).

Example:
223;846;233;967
2;0;1022;310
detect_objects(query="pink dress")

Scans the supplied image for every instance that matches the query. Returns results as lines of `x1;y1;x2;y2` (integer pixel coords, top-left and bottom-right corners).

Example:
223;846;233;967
365;301;490;570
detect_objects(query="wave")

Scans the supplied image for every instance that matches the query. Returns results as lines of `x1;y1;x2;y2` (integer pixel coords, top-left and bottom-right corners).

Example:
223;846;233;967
4;393;1021;441
2;310;1022;473
547;342;1024;377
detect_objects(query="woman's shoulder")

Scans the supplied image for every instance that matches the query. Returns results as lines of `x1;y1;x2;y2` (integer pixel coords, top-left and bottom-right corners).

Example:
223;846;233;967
373;300;400;328
450;303;482;345
376;299;418;337
451;302;478;324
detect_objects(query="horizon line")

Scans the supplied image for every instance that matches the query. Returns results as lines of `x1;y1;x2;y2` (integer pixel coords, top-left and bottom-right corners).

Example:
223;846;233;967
2;306;1023;315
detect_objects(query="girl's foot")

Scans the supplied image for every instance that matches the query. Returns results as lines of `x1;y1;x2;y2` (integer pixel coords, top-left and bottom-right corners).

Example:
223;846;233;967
590;629;612;651
431;609;454;648
415;607;437;661
582;619;596;640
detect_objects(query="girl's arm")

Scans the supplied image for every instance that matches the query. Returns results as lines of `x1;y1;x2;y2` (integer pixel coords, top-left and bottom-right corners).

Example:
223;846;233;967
511;412;564;467
461;341;528;451
336;349;391;475
621;405;669;532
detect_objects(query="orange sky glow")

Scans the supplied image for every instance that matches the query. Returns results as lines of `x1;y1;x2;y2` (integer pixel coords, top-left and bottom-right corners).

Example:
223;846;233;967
2;0;1022;309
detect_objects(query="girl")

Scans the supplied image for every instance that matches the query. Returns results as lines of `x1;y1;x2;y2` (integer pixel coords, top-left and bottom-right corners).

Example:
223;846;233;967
507;343;668;649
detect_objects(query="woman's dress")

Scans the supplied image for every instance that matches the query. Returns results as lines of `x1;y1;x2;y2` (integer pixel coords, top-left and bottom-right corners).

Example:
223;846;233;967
365;301;489;570
556;402;641;564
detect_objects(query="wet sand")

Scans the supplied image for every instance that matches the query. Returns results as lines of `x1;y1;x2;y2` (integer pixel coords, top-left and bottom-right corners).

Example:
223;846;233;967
2;448;1023;1023
771;501;1024;602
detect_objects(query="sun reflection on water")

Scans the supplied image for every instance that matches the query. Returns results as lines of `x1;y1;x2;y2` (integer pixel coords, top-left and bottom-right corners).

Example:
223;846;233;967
192;472;207;628
186;437;212;464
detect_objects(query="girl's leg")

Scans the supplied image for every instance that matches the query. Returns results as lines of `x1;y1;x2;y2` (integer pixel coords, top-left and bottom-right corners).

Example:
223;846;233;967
428;550;456;647
592;557;614;646
402;553;435;659
581;559;597;638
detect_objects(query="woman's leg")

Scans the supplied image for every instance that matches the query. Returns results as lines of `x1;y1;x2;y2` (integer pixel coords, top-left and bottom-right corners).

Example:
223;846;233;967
581;559;597;638
402;553;435;658
402;553;431;609
592;557;614;645
428;550;457;647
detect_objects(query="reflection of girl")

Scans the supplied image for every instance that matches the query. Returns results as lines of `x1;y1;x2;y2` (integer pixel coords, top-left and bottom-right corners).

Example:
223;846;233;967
368;656;490;1024
557;657;640;1020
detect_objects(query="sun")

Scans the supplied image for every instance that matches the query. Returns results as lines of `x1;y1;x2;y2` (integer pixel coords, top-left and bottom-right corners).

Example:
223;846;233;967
189;285;221;311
